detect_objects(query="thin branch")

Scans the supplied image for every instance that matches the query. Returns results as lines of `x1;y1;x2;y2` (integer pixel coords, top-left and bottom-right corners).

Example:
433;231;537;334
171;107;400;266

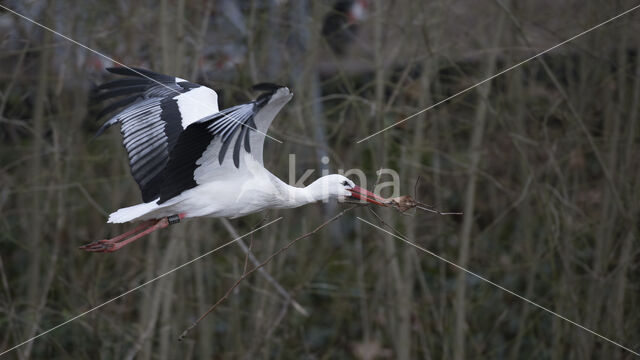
415;203;464;216
178;206;356;341
219;218;309;316
367;207;406;239
242;234;254;275
414;175;422;199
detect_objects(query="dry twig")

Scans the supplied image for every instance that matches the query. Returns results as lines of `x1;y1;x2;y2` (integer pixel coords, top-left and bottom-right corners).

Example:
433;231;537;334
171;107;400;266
385;195;463;216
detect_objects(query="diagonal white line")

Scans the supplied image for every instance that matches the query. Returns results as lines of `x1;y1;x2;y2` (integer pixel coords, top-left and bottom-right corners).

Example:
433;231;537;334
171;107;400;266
357;217;640;357
0;217;283;358
0;4;282;144
356;4;640;143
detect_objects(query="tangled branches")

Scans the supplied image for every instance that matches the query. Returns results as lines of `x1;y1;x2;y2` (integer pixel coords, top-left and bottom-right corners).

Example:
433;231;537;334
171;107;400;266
178;206;357;341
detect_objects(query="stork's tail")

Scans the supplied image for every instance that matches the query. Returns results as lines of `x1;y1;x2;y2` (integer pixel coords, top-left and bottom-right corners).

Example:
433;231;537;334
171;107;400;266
108;201;161;223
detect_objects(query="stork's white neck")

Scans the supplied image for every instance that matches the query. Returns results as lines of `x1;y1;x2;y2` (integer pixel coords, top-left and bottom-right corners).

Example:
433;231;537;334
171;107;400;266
275;177;337;208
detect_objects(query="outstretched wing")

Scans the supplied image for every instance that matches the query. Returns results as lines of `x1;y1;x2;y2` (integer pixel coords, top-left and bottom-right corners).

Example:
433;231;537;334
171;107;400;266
93;67;219;202
157;85;292;204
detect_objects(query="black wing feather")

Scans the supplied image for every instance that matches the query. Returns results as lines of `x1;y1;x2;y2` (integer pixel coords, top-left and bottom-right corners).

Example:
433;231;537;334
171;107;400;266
218;125;238;165
157;86;286;204
251;82;285;92
94;69;286;205
105;67;174;82
157;105;256;204
93;85;150;102
157;122;212;203
95;95;139;121
97;78;151;90
93;68;213;202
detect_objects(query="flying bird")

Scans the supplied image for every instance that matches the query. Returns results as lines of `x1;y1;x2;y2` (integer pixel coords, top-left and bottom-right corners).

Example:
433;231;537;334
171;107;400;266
81;67;385;252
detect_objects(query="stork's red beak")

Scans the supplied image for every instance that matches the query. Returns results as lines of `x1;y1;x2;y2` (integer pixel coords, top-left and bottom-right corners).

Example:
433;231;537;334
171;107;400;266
348;186;387;206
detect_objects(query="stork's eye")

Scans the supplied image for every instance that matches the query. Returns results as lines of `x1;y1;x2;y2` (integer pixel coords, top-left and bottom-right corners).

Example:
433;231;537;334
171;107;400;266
341;181;349;186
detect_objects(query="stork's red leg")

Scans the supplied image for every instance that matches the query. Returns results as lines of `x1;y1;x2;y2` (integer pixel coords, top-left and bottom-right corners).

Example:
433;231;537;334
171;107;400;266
79;219;157;251
80;218;168;252
80;214;185;253
89;219;156;246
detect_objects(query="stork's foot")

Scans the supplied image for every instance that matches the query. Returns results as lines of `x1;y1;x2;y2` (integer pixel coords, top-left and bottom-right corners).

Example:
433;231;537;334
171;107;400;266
80;214;185;253
79;239;118;252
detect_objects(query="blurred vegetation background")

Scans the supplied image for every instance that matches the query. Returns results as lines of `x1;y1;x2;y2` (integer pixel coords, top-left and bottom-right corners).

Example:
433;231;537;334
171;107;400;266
1;0;639;359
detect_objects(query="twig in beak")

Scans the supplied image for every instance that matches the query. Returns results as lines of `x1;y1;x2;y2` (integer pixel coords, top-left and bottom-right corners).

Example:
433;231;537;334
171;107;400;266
386;195;418;212
384;195;463;216
344;177;462;216
415;200;463;215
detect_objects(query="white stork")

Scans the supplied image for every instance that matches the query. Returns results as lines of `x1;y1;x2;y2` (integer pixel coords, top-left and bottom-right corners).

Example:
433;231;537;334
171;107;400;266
81;67;385;252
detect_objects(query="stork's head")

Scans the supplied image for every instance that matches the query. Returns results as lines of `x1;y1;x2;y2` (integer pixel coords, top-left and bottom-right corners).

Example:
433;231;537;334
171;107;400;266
308;174;387;205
